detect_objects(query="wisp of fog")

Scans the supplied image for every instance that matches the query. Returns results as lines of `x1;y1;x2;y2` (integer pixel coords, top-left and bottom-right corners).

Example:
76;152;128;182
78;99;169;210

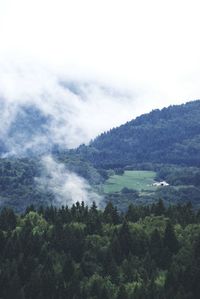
0;62;139;206
0;62;139;156
35;155;102;207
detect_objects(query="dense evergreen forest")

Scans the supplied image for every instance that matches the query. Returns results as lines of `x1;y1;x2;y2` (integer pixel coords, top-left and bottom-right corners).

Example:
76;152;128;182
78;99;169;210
0;157;103;212
0;200;200;299
76;100;200;168
1;100;200;298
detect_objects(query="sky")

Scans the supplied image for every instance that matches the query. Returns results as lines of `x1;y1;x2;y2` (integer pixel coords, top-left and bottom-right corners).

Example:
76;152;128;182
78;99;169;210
1;0;200;146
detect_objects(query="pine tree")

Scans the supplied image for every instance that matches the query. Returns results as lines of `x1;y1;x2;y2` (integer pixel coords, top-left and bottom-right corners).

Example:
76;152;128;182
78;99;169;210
154;199;165;216
103;249;118;283
117;285;129;299
126;204;139;222
118;220;132;256
162;221;179;268
0;207;17;230
103;202;120;224
150;229;163;267
164;221;179;254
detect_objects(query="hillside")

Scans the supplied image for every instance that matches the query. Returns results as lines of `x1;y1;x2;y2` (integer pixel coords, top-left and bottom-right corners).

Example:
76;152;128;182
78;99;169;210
76;100;200;168
1;100;200;212
0;156;104;212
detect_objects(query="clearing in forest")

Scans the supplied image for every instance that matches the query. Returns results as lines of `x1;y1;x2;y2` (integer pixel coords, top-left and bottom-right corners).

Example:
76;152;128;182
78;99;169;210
103;170;157;194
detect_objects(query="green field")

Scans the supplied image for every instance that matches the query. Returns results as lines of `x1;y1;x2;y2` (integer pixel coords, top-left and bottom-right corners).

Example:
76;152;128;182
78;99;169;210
103;170;157;194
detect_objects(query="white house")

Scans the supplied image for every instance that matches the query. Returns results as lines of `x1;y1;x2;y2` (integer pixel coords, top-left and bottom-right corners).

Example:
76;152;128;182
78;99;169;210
153;181;169;187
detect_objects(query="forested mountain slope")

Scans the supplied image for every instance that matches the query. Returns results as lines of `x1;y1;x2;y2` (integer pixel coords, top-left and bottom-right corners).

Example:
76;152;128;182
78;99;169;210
1;100;200;212
77;100;200;168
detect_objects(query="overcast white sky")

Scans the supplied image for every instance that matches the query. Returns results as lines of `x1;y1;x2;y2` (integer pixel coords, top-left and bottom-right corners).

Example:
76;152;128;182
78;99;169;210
1;0;200;145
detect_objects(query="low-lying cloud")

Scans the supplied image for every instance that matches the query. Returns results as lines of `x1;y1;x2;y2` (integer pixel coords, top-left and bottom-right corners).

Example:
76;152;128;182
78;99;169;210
35;155;102;207
0;61;140;207
0;61;140;156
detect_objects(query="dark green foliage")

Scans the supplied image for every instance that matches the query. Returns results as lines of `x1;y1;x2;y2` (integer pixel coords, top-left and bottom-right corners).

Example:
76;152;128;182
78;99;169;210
56;154;104;185
76;100;200;168
0;156;104;212
163;221;179;267
150;229;163;267
0;201;199;298
118;220;132;256
103;201;120;224
117;285;128;299
156;165;200;186
0;158;53;212
152;199;166;216
0;207;17;230
164;221;179;254
121;187;139;197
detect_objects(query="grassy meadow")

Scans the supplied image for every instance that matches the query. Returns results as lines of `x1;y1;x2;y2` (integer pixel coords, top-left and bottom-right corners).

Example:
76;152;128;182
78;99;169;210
103;170;157;194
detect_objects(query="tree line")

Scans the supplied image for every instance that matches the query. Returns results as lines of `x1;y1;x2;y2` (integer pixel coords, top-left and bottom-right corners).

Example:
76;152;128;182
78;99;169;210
0;200;200;298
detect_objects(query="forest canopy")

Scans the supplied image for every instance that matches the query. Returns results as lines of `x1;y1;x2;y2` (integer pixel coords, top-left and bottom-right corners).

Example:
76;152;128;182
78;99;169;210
76;100;200;168
0;200;199;299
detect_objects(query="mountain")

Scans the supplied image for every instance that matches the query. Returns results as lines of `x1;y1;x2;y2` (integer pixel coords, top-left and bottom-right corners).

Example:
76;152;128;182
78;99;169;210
1;99;200;212
76;100;200;168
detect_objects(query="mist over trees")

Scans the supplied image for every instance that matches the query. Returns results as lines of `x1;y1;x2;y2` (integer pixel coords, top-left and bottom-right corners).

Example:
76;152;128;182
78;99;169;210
2;100;200;212
1;0;200;297
0;100;200;298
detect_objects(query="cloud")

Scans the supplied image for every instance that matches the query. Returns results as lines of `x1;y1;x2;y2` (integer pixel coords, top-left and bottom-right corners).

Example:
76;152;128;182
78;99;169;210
1;0;200;106
35;155;102;207
0;61;144;156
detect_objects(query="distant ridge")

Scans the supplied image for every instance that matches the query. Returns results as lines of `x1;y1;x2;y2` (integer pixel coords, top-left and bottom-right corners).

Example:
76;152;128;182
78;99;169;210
76;100;200;168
